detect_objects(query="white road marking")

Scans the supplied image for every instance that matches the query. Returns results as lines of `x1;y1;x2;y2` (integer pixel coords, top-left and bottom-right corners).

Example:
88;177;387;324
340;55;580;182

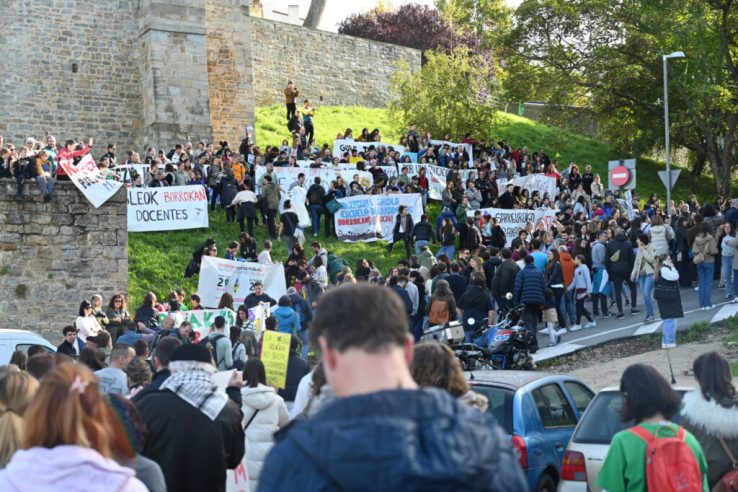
711;304;738;323
533;343;586;362
633;321;663;336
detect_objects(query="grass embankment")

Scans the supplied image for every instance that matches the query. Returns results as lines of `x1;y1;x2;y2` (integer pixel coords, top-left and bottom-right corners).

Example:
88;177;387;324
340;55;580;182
128;105;717;306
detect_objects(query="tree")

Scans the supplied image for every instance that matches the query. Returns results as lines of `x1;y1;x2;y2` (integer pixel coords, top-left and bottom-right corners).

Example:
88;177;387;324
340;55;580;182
389;47;503;139
508;0;738;196
435;0;512;50
303;0;326;28
337;4;487;65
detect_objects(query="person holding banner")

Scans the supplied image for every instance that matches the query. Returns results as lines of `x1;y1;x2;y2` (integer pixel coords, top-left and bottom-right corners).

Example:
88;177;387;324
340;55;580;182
55;137;93;181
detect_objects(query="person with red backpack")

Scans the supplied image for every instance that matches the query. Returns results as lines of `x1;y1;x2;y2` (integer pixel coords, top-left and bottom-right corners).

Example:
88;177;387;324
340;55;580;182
597;363;709;492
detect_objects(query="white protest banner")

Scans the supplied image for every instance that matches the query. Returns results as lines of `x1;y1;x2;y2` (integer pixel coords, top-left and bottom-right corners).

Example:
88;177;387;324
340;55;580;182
255;166;373;193
430;139;474;163
334;193;423;242
226;460;250;492
155;308;236;340
114;163;210;182
57;154;122;208
468;207;558;246
402;163;448;200
332;139;399;157
496;174;557;200
127;185;208;232
198;256;287;308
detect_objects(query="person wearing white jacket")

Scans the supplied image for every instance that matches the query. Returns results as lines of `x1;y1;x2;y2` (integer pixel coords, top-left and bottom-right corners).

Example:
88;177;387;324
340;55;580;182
240;359;289;492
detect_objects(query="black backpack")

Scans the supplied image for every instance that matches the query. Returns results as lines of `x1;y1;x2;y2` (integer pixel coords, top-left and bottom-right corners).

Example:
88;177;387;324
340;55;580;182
231;341;245;371
491;226;506;248
198;333;226;367
466;226;481;250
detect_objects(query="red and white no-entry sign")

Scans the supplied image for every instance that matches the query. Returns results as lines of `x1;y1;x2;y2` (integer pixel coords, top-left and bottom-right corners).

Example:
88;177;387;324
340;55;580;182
609;166;630;187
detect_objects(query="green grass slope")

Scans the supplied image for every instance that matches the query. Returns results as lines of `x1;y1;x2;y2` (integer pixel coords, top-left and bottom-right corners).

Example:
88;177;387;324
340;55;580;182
128;105;715;306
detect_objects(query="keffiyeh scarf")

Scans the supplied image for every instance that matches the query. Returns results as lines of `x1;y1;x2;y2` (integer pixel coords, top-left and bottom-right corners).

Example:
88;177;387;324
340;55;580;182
160;361;228;420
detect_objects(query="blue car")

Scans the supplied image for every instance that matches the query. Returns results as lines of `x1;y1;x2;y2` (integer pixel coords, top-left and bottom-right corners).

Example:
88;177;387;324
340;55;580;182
469;371;594;492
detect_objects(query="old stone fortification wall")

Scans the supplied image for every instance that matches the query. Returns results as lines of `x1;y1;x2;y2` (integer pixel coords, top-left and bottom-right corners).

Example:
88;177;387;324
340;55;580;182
0;1;419;152
249;17;422;108
0;181;128;342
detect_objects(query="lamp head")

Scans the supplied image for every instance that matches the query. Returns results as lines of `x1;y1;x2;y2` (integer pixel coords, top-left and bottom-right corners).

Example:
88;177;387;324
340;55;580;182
664;51;686;59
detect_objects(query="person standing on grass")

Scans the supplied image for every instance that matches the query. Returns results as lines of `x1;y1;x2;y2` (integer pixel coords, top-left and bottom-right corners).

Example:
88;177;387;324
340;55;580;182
387;205;414;259
284;81;298;121
302;99;316;143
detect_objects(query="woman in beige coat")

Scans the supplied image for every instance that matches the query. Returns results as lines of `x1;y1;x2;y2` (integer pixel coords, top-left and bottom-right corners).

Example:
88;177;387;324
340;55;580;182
692;223;719;309
630;233;657;322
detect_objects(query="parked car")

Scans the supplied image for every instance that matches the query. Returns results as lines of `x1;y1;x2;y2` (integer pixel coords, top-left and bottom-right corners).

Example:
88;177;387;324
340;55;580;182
0;329;56;363
557;386;693;492
469;371;595;492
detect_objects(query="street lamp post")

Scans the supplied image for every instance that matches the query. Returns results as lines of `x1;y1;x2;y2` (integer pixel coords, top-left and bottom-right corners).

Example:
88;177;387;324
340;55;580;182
663;51;685;216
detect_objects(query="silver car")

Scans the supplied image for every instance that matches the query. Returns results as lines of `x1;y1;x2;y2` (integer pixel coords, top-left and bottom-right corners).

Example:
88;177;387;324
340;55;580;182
557;386;693;492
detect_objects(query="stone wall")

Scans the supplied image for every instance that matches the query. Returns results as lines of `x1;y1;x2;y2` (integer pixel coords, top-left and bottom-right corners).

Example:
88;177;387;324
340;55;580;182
249;17;422;108
0;181;128;343
0;0;141;153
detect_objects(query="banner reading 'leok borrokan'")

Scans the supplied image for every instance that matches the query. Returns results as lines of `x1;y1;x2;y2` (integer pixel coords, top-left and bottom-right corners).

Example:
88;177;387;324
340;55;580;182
198;256;287;308
468;207;558;246
127;185;209;232
58;154;123;208
334;193;423;242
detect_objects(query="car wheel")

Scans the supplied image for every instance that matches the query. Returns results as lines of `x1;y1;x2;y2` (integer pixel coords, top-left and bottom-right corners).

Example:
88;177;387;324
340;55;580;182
535;473;556;492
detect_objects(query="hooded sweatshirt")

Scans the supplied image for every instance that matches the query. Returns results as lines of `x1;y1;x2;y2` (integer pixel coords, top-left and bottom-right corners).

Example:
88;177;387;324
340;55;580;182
240;384;289;492
273;306;301;334
0;445;146;492
559;251;576;287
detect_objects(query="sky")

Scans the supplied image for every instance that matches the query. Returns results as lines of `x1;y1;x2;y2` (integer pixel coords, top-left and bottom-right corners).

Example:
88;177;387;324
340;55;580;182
259;0;522;32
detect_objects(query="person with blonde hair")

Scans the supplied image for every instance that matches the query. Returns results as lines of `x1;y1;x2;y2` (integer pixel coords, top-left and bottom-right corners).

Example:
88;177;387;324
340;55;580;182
0;363;146;490
0;371;39;468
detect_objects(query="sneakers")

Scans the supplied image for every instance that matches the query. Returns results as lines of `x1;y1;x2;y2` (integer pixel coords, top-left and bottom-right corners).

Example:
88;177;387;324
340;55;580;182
630;309;640;315
733;297;738;304
601;312;612;319
583;321;597;329
616;313;625;319
547;335;561;347
662;343;677;349
569;324;583;332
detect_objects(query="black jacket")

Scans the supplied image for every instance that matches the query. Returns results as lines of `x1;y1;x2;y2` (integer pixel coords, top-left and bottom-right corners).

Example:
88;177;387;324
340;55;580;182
392;214;414;238
498;191;515;209
132;369;171;403
278;353;310;403
446;273;468;303
605;233;635;276
136;389;245;492
411;220;435;242
491;259;519;298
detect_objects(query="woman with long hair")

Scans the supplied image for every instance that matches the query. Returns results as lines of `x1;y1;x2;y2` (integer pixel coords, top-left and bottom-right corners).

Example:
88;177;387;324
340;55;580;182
436;218;457;260
105;293;130;343
597;364;708;491
240;359;289;492
78;347;106;372
410;343;487;411
0;363;146;490
91;295;110;330
545;249;568;331
217;293;234;311
692;222;719;309
75;300;103;341
681;352;738;490
134;292;159;329
425;279;458;326
0;371;39;468
630;234;657;323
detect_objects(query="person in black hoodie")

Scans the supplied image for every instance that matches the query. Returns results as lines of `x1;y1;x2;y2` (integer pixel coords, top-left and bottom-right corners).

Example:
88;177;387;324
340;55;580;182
458;272;495;341
498;183;515;209
491;248;519;312
483;248;502;291
605;228;639;319
411;214;436;255
446;263;468;304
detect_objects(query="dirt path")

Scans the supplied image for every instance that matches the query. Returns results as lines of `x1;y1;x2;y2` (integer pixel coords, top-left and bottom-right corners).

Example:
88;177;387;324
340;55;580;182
544;328;738;390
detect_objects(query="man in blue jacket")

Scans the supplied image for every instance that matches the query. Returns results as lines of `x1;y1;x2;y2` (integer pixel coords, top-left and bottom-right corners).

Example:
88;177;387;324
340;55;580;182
258;283;527;492
513;255;546;352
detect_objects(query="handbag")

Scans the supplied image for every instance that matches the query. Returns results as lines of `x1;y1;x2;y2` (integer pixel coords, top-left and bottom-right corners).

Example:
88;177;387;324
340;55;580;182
653;276;678;301
712;437;738;492
325;198;343;214
693;252;704;265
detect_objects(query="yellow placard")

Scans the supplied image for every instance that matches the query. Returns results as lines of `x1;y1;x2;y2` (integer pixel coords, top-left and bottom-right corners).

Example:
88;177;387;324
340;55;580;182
261;331;291;389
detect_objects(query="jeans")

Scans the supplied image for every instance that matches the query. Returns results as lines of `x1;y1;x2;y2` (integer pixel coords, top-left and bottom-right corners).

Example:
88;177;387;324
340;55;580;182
733;269;738;301
561;290;575;325
36;176;54;196
210;185;220;211
662;318;677;346
436;245;455;260
697;263;715;307
238;216;255;236
298;329;310;360
723;256;734;298
309;204;323;235
225;205;236;222
551;287;567;328
415;239;429;256
286;102;296;121
523;304;541;352
638;274;655;318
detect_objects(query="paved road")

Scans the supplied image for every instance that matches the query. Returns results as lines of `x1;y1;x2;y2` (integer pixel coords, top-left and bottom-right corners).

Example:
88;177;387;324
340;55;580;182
533;281;738;362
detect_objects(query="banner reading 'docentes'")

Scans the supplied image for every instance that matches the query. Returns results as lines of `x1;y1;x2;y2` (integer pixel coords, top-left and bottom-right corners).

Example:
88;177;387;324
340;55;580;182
127;185;209;232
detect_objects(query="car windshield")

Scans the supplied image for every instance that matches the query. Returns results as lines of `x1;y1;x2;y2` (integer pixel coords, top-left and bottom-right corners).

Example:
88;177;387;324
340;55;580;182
471;385;514;435
572;390;689;445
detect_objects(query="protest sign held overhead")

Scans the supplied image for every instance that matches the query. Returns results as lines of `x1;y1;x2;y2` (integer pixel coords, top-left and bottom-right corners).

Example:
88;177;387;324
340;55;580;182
334;193;423;242
332;139;398;158
261;330;291;389
255;166;373;193
57;154;123;208
496;174;557;200
127;185;209;232
468;207;558;246
429;139;474;163
402;163;449;200
198;256;287;308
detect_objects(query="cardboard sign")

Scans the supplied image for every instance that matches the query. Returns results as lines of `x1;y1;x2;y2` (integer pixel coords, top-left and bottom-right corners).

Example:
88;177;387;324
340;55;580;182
261;331;291;389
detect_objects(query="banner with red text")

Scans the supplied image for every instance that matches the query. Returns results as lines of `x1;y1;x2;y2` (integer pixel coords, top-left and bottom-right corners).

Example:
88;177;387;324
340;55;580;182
198;257;287;308
127;185;209;232
334;193;423;242
58;154;123;208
